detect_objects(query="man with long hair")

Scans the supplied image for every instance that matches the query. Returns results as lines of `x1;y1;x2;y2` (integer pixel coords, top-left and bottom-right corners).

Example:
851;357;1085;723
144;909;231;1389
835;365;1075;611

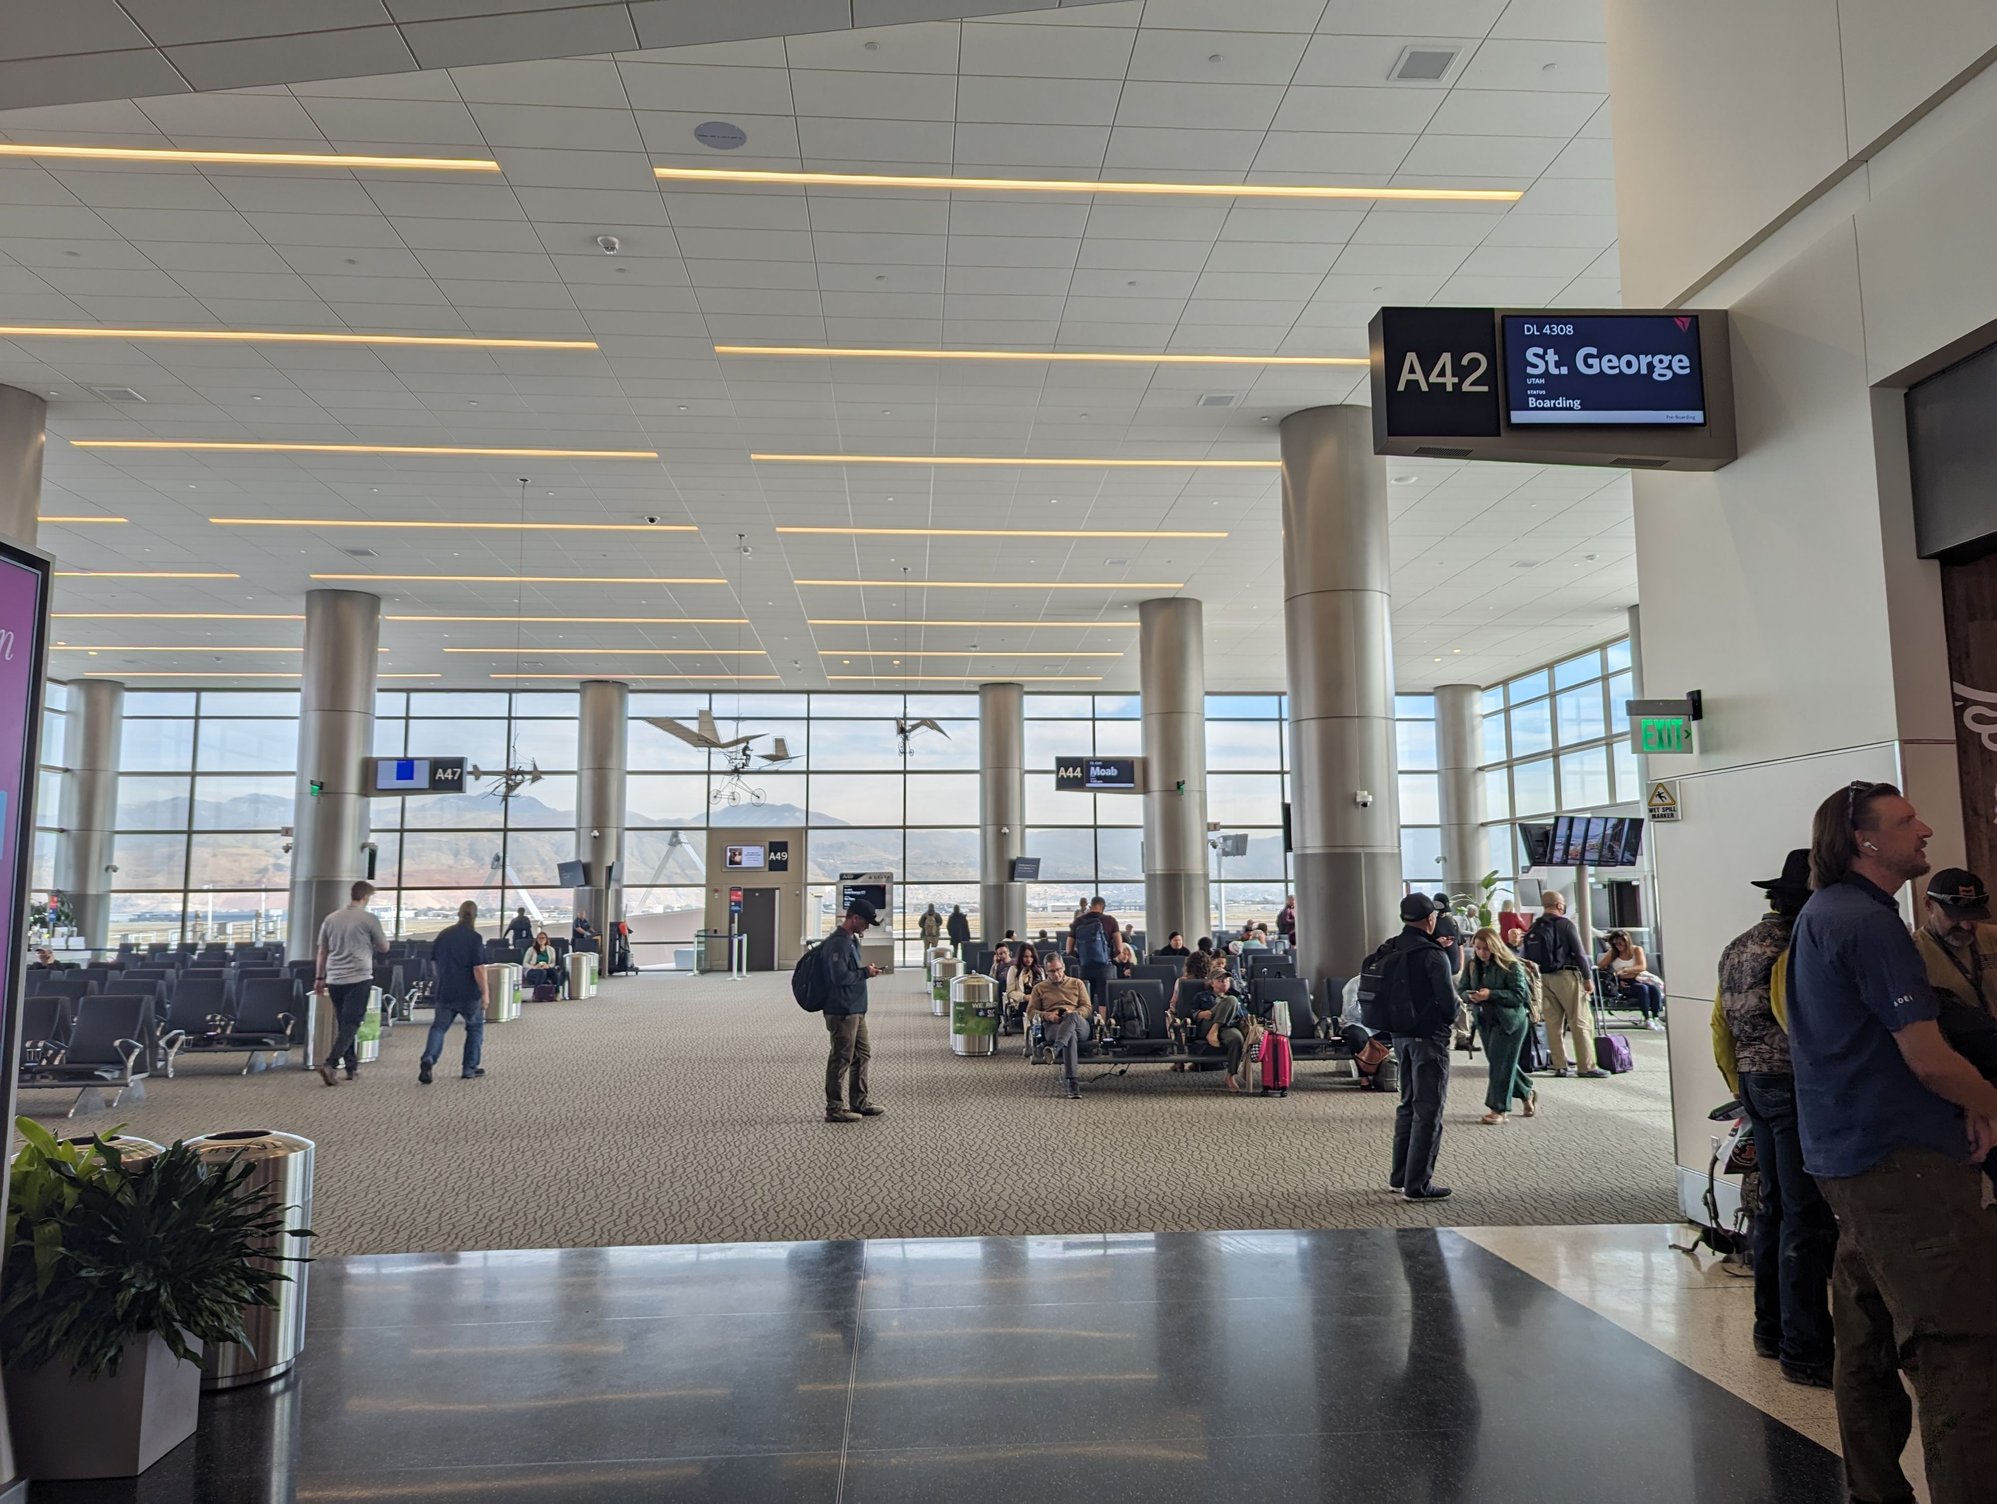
1788;782;1997;1501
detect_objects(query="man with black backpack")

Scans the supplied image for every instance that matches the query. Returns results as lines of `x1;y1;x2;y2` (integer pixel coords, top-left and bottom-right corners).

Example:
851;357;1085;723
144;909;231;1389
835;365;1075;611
1365;893;1461;1201
794;898;886;1123
1070;896;1121;1014
1522;890;1607;1078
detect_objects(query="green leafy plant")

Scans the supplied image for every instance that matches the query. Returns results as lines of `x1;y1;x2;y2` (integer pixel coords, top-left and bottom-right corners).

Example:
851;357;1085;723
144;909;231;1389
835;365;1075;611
1;1118;312;1380
1449;870;1503;932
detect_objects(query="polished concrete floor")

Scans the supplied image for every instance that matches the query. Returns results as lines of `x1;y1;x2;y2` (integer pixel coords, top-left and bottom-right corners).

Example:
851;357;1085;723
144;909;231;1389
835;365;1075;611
31;1227;1846;1503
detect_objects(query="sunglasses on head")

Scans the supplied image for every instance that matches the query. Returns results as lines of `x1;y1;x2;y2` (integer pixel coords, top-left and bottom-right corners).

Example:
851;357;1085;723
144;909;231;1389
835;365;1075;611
1845;780;1889;830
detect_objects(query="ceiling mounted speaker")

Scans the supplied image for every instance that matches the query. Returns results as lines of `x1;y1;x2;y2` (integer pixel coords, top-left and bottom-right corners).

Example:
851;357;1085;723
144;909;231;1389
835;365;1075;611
1390;46;1460;81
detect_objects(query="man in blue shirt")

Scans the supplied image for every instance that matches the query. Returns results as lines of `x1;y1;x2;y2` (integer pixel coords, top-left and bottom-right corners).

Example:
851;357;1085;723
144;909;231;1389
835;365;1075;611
421;901;490;1084
818;898;883;1123
1788;781;1997;1504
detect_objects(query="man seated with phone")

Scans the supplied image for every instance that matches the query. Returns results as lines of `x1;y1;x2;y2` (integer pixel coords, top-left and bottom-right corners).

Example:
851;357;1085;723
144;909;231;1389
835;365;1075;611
1027;952;1095;1101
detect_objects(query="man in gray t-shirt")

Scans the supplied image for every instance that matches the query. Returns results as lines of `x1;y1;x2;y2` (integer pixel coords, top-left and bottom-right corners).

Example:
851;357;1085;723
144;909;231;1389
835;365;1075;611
315;879;389;1085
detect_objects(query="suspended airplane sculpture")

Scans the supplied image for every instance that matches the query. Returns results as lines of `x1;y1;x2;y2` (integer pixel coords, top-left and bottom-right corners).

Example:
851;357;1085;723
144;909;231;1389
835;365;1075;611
757;736;798;767
643;708;762;751
895;717;950;757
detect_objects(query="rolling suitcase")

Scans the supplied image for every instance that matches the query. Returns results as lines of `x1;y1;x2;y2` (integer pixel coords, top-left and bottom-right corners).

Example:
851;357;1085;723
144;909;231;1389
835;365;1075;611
1595;1033;1635;1074
1523;1022;1553;1073
1259;1030;1293;1097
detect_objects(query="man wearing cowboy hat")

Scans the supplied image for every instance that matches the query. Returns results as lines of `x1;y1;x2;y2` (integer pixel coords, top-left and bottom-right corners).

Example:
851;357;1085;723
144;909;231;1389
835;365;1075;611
1711;848;1835;1389
1915;867;1997;1019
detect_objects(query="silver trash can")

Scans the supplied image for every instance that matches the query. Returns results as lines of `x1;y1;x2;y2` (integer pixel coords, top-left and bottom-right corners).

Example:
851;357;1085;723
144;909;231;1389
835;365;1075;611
308;985;382;1069
930;955;959;1017
483;963;522;1022
185;1130;314;1391
949;974;999;1057
567;949;598;999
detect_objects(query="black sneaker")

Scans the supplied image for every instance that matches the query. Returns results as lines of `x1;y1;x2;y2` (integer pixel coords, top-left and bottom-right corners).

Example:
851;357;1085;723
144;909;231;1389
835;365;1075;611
825;1108;862;1123
1780;1362;1833;1389
854;1104;886;1117
1404;1184;1454;1202
1065;1084;1082;1100
418;1059;433;1084
1752;1335;1780;1361
461;1067;486;1079
345;1067;360;1081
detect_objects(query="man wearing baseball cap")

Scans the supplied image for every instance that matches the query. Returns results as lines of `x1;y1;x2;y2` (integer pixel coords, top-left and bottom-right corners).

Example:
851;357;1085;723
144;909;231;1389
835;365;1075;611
1917;867;1996;1018
819;897;886;1123
1368;892;1462;1202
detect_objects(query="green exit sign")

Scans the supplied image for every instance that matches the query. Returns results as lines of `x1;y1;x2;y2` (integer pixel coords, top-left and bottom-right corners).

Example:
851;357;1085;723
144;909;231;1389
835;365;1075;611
1638;716;1694;754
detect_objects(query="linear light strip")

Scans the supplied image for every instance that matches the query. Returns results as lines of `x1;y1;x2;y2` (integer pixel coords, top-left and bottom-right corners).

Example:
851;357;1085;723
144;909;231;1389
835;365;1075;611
51;645;389;653
54;612;302;621
776;527;1226;540
74;441;659;459
55;570;238;579
819;650;1123;658
755;452;1277;469
442;647;767;655
1;326;594;350
807;619;1139;628
656;166;1518;203
313;574;726;584
38;515;127;524
489;673;781;681
795;579;1180;591
86;672;442;679
717;345;1364;367
214;518;695;532
0;144;499;172
825;674;1103;682
387;615;748;624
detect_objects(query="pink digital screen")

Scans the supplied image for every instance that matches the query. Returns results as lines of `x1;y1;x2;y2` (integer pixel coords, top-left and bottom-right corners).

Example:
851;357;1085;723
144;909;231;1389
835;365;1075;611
0;544;49;1019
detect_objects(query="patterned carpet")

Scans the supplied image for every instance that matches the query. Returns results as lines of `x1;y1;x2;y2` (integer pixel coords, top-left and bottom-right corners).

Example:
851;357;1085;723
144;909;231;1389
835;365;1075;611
23;971;1682;1256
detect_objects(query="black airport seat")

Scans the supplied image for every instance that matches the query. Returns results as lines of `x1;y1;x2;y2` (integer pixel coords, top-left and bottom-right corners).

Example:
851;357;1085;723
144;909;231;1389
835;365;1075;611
21;995;73;1065
211;978;303;1067
18;996;152;1115
1251;957;1297;981
158;979;232;1076
1104;979;1172;1057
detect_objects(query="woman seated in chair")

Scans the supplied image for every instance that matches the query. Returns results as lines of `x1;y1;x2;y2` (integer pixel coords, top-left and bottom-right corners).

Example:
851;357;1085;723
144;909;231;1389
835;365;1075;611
1113;939;1139;979
523;931;562;994
1004;943;1042;1019
988;943;1013;984
1173;968;1251;1090
1598;930;1665;1029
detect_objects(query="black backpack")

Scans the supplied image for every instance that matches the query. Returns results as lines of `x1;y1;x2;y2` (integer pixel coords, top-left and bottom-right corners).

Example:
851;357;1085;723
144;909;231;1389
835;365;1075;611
1521;915;1567;972
791;946;825;1012
1356;945;1415;1035
1111;989;1150;1042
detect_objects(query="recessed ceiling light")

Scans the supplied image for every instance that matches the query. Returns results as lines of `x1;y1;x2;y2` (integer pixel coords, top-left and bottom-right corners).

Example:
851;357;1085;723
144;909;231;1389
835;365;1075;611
754;453;1278;469
715;345;1366;368
796;579;1178;590
312;573;727;584
657;166;1518;203
774;526;1224;539
0;144;500;171
211;517;695;532
0;326;595;350
54;612;303;621
74;441;658;459
1393;475;1417;484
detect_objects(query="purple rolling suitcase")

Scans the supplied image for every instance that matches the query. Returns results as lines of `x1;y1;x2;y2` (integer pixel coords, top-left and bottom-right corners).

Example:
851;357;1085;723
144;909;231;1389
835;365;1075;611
1595;1033;1635;1074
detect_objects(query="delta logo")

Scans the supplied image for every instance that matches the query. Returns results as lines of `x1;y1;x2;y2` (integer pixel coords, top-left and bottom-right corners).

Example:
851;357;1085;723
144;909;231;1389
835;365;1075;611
1673;316;1692;332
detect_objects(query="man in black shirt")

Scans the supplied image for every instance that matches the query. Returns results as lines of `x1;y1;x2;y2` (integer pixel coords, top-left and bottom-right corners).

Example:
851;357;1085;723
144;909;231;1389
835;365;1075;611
506;907;534;950
421;901;490;1084
1430;892;1462;971
818;898;884;1123
1376;893;1461;1201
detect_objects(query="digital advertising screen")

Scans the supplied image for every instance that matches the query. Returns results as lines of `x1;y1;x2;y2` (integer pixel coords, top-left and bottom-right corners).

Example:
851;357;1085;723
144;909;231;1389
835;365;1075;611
375;757;430;792
724;843;766;871
1502;314;1706;426
0;539;52;1070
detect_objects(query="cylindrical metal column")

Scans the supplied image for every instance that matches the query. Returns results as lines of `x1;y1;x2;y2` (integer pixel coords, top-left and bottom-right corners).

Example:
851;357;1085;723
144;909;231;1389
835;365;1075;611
55;679;122;950
1279;404;1403;985
1435;684;1485;905
0;385;47;546
1140;597;1210;946
576;679;628;935
287;591;379;953
978;681;1026;943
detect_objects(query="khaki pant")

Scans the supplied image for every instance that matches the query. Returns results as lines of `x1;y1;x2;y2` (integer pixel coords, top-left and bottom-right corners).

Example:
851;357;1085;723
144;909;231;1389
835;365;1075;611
823;1013;872;1110
1819;1147;1997;1504
1539;969;1596;1073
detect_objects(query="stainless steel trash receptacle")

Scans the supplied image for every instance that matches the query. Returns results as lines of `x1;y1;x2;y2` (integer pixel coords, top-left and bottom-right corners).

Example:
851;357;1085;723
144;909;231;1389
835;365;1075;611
483;963;522;1022
949;974;999;1057
568;949;598;999
930;955;959;1016
186;1130;314;1390
309;985;382;1069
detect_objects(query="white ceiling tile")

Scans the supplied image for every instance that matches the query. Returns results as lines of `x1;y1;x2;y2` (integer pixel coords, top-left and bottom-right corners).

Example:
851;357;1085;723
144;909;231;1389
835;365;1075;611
958;21;1134;79
1251;132;1417;175
512;186;671;225
361;181;528;219
0;52;190;113
615;62;797;114
92;207;264;243
491;147;660;190
1314;0;1506;34
797;117;957;164
467;102;648;151
1126;28;1309;84
132;92;327;140
943;199;1092;238
1425;86;1601;137
1478;212;1614;248
287;69;467;101
297;96;484;146
782;21;962;74
241;210;409;247
950;123;1111;169
1510;176;1614;215
1433;272;1572;303
164;29;419;94
955;74;1123;126
1138;0;1324;30
1293;35;1481;88
1269;85;1446;135
1489;0;1607;44
1543;134;1612;178
1452;243;1598;278
403;5;639;71
450;57;630;107
1;0;154;61
1453;37;1607;92
638;109;803;159
1104;127;1261;172
1218;205;1368;244
1114;81;1285;132
1398;132;1564;177
1198;240;1339;275
790;68;958;122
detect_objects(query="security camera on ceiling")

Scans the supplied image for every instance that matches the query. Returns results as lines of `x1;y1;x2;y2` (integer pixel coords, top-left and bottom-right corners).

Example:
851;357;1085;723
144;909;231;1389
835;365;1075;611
596;235;620;255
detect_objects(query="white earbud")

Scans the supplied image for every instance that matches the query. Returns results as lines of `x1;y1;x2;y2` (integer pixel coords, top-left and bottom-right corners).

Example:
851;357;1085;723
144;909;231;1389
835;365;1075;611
1863;840;1878;852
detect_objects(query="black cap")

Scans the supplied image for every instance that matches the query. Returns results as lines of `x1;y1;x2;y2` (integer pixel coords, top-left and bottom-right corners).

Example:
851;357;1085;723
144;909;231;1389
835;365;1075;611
846;897;881;926
1400;893;1435;923
1927;868;1991;920
1751;849;1812;898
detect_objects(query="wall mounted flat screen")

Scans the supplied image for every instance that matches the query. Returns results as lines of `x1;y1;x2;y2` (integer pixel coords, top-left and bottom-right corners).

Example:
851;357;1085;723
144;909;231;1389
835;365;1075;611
724;843;766;870
1518;822;1554;868
1009;857;1041;881
1502;314;1706;426
375;757;429;792
840;881;888;916
557;860;590;887
1055;756;1141;792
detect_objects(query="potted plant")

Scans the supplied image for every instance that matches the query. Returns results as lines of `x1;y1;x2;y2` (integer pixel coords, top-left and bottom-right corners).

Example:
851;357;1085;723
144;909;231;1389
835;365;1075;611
1;1119;310;1480
1448;870;1503;931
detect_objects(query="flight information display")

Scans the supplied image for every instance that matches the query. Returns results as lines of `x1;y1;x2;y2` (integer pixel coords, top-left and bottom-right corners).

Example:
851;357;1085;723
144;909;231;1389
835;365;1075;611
1502;314;1706;426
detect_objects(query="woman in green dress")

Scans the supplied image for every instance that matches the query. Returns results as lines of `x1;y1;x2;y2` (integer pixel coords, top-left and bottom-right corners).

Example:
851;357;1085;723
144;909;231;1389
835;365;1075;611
1461;926;1538;1124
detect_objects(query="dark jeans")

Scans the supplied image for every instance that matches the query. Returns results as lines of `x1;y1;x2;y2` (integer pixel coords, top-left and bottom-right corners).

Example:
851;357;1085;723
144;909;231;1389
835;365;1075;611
1040;1011;1092;1085
325;980;372;1072
1621;978;1665;1019
824;1013;872;1109
1737;1072;1835;1372
1818;1147;1997;1504
1079;964;1115;1012
422;1000;484;1074
1390;1033;1451;1193
1479;1007;1533;1114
